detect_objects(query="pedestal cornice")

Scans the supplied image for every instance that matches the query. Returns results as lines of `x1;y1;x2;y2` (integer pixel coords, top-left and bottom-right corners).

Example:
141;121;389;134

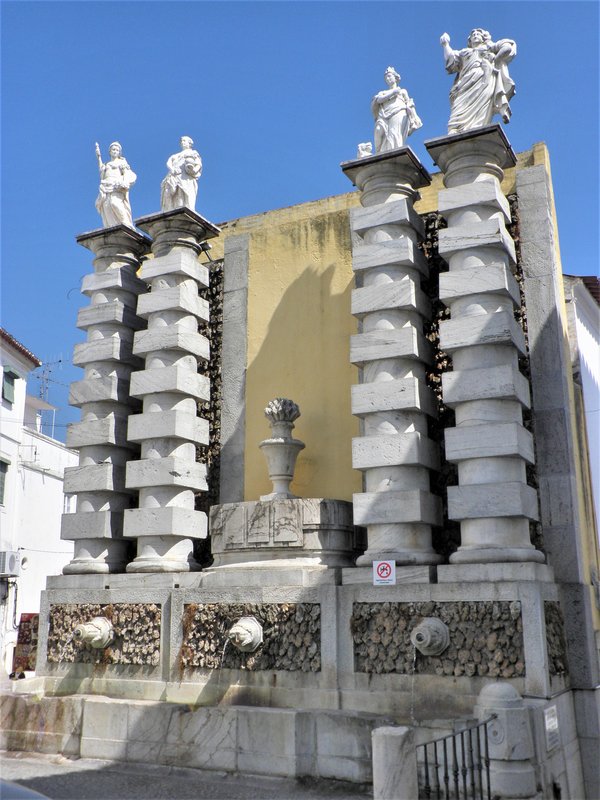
425;125;516;187
135;208;220;256
341;147;431;205
75;225;151;255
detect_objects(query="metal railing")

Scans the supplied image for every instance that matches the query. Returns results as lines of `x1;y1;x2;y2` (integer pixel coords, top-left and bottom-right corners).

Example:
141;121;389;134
417;716;496;799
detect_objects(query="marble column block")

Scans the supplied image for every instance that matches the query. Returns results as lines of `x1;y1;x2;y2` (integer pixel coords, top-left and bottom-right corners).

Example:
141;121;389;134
61;226;150;574
426;126;544;565
341;149;442;566
124;208;220;573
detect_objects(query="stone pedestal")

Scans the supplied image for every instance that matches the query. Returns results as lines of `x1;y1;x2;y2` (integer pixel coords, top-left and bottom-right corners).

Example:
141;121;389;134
61;225;150;574
341;149;442;566
124;208;220;572
426;127;544;565
210;498;360;568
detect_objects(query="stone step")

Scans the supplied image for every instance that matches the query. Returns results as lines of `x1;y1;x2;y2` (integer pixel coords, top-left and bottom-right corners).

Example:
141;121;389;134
350;328;431;365
439;310;526;354
438;218;516;264
448;482;539;520
132;328;209;361
136;284;209;321
351;196;424;236
127;410;209;445
352;432;440;470
129;366;210;401
445;422;534;463
351;378;437;417
126;457;207;491
351;277;429;317
123;506;208;539
351;239;428;277
439;263;520;305
442;364;530;407
353;489;442;526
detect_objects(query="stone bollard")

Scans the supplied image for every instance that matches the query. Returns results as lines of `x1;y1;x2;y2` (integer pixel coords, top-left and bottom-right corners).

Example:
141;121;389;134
372;726;418;800
425;126;544;565
62;226;150;573
341;148;442;566
475;682;537;799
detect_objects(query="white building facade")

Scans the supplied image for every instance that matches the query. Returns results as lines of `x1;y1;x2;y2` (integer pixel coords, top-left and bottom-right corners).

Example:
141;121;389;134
0;329;78;673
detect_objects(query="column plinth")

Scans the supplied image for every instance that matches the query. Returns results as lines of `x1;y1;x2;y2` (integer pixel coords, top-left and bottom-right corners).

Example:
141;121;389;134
62;225;150;574
124;209;220;573
342;148;442;566
425;126;544;565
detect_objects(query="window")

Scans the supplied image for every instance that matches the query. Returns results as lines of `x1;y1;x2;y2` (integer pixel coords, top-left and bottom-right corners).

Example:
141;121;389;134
0;460;8;505
2;370;17;404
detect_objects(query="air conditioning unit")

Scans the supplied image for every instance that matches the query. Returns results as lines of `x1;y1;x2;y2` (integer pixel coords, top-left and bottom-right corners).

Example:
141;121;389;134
0;550;21;578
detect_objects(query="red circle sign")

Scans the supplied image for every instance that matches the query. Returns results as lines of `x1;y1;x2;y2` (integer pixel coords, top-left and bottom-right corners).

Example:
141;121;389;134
376;562;392;579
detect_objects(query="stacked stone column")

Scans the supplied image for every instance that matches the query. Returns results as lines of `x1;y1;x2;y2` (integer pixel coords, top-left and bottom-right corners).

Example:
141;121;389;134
342;149;442;566
426;126;544;564
124;209;220;572
62;226;149;574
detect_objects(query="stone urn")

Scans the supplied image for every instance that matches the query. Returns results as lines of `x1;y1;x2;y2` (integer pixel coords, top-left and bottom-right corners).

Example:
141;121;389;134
259;398;305;500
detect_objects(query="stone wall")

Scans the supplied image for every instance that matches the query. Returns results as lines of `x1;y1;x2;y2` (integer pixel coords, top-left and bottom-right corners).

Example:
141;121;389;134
351;601;524;678
47;603;161;666
544;601;569;677
180;602;321;672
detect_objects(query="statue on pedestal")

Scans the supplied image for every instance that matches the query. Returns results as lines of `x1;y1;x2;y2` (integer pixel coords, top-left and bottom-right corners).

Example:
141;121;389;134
95;142;137;229
371;67;422;153
160;136;203;212
440;29;516;134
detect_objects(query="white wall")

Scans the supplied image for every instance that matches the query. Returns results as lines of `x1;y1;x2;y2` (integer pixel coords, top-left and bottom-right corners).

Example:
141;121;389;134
0;343;77;673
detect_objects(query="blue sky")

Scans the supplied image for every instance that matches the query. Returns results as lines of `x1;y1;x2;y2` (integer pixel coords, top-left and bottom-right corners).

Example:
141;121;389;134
1;0;599;440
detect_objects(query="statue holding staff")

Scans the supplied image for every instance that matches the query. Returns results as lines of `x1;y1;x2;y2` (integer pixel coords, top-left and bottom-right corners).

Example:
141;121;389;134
440;29;516;134
371;67;422;153
94;141;136;229
160;136;203;212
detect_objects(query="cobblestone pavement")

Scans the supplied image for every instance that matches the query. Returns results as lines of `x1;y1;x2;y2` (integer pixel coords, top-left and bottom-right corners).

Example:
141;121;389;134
1;752;372;800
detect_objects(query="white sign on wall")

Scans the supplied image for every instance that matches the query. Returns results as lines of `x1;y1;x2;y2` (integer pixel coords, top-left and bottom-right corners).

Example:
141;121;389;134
372;560;396;586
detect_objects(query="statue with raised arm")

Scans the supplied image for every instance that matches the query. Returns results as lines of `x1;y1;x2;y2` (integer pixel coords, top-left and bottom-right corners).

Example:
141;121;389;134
440;29;516;134
94;141;136;228
371;67;422;153
160;136;203;212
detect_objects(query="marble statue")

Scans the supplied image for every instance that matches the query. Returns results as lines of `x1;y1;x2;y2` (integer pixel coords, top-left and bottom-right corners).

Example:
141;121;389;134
357;142;373;159
371;67;422;153
440;29;516;134
160;136;203;212
95;142;136;229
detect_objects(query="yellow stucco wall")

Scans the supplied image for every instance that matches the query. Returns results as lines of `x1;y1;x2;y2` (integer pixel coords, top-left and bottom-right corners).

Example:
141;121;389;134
209;142;564;504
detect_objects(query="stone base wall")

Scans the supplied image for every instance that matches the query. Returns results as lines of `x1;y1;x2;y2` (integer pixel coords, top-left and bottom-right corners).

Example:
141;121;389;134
33;567;567;717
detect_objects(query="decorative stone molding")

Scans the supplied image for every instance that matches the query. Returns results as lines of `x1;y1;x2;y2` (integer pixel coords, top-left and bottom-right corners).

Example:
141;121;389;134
410;617;450;656
209;498;362;568
259;398;305;500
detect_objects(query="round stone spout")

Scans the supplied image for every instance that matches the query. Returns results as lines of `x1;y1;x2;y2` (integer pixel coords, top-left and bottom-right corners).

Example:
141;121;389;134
73;616;114;649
